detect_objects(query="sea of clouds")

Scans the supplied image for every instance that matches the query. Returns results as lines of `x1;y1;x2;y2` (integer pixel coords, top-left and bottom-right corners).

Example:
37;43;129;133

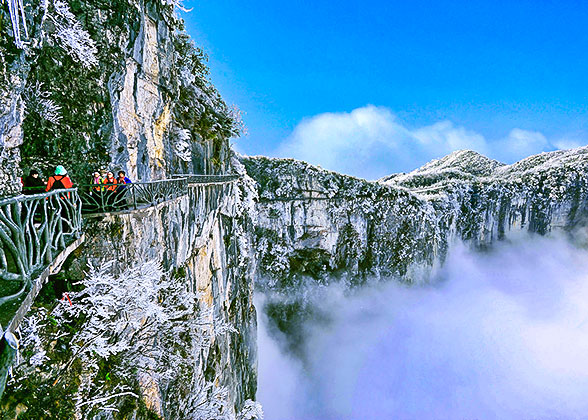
257;234;588;420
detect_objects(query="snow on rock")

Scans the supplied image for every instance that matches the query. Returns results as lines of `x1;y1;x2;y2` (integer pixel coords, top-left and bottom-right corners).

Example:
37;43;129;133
242;146;588;287
3;178;260;419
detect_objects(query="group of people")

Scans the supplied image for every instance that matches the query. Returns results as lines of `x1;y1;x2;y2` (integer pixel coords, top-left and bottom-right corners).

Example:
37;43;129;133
22;165;73;195
21;166;133;212
90;169;132;191
89;170;133;210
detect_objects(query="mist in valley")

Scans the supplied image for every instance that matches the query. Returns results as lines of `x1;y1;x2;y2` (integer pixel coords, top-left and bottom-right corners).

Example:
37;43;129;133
257;233;588;420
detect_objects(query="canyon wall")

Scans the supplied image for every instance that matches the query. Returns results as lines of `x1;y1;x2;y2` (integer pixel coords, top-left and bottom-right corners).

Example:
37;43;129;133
242;148;588;287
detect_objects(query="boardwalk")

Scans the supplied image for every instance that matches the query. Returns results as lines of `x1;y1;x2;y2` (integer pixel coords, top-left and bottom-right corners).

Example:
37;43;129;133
0;174;239;397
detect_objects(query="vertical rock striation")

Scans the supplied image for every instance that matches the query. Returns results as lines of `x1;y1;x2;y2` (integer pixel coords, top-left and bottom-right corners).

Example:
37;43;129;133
0;57;26;197
77;182;257;417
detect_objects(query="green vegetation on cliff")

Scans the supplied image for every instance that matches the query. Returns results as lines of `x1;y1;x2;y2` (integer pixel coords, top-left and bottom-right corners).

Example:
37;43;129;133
1;0;243;183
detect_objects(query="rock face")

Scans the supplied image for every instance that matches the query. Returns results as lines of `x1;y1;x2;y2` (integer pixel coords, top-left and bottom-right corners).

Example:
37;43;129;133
242;148;588;287
98;0;238;181
0;61;26;197
106;2;232;181
80;181;257;417
1;179;258;419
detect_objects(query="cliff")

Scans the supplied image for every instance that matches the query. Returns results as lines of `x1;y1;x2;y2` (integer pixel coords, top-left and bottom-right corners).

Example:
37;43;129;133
1;178;260;419
0;1;258;418
242;148;588;287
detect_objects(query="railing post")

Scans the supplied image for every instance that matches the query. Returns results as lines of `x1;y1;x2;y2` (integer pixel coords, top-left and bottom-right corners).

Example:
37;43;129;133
43;198;52;265
0;189;83;305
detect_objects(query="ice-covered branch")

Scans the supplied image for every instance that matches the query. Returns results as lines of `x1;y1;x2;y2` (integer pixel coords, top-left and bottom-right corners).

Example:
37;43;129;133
23;82;62;124
2;0;29;48
46;0;98;67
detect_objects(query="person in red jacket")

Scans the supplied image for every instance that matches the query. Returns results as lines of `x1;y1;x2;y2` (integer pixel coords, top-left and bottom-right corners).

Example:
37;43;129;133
46;165;73;191
46;166;74;226
102;171;118;210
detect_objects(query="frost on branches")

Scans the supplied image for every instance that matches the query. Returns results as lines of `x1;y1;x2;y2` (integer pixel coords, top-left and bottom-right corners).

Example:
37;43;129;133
23;82;62;124
172;126;193;162
7;259;262;419
44;0;98;67
2;0;98;65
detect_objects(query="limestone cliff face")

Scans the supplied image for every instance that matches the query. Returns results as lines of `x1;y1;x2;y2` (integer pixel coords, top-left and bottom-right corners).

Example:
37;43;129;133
0;60;26;197
106;2;217;181
101;0;237;180
2;178;258;419
80;182;256;417
242;148;588;287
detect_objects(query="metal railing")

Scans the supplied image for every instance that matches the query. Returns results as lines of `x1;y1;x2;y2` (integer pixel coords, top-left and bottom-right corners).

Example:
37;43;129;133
0;189;82;305
172;174;240;183
78;178;189;214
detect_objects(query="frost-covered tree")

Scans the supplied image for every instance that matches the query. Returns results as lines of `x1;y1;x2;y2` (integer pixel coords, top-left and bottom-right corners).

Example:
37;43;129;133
43;0;98;67
4;259;263;419
23;81;62;124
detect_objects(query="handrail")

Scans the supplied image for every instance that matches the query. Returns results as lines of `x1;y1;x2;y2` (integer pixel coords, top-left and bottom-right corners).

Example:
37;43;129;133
78;178;189;214
0;188;82;304
171;174;240;183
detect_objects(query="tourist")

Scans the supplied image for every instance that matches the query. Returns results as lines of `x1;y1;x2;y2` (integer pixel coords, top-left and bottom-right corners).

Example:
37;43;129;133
102;171;118;210
91;171;103;191
116;171;132;190
85;171;104;212
102;171;117;191
46;166;74;226
22;169;46;195
46;165;73;192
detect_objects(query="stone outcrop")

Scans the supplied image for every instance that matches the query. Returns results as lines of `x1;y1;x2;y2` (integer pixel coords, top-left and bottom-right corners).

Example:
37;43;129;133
98;0;237;180
107;4;177;181
77;181;257;417
1;1;248;417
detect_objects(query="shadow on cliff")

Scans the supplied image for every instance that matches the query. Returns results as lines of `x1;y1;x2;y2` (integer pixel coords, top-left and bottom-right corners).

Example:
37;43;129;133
256;231;588;419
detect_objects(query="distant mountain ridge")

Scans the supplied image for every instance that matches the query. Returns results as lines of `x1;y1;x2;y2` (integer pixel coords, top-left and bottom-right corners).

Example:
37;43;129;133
241;145;588;287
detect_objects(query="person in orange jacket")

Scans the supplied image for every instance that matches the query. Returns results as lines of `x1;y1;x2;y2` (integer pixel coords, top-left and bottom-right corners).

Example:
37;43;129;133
46;165;73;191
102;171;118;210
102;171;117;191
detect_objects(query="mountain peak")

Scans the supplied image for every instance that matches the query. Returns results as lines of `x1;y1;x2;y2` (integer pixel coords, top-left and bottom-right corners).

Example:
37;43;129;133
411;150;505;177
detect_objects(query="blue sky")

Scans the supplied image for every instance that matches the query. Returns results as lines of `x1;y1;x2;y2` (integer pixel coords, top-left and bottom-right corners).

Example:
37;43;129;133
182;0;588;179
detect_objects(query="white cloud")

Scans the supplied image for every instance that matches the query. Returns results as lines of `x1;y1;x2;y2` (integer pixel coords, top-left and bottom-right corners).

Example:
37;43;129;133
257;235;588;419
275;105;584;179
277;106;411;179
553;137;585;151
491;128;551;163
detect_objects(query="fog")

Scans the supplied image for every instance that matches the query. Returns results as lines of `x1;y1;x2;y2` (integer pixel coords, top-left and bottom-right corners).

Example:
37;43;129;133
257;235;588;419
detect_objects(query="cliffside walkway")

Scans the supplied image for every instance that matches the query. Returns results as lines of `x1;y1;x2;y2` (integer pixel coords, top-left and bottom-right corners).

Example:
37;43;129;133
0;174;240;396
80;175;239;216
173;174;240;184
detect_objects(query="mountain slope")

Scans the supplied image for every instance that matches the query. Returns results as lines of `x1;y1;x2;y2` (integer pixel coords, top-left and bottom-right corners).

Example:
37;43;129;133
242;146;588;287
